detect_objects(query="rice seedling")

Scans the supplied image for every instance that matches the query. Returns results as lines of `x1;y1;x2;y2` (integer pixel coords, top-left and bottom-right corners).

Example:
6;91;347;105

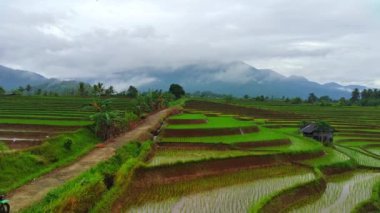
290;171;380;213
147;149;263;167
128;166;315;213
335;146;380;168
161;128;285;144
366;147;380;156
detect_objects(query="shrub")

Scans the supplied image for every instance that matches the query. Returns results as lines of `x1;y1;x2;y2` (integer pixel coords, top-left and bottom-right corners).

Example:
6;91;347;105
63;138;73;151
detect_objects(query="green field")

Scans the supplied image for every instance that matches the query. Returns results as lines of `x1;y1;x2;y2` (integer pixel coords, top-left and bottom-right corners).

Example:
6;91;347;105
0;96;135;193
3;98;380;212
166;115;256;129
0;96;134;149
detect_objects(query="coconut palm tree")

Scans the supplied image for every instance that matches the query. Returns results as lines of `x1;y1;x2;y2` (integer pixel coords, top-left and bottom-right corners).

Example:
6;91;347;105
84;99;126;140
92;82;105;96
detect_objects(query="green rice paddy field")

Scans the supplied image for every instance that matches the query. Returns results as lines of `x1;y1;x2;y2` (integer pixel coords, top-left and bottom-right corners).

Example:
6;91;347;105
0;96;134;148
123;100;379;213
0;96;133;194
2;97;380;212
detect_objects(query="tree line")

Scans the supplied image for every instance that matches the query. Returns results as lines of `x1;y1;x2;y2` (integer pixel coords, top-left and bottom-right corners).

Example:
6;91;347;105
0;82;185;99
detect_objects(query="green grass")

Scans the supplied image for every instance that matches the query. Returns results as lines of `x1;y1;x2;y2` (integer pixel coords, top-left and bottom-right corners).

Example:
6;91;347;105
335;145;380;168
367;147;380;156
252;135;323;154
147;149;270;167
0;128;100;193
169;113;206;120
0;118;93;126
301;148;352;168
166;116;256;129
0;142;9;151
161;127;285;144
23;142;151;213
0;96;135;128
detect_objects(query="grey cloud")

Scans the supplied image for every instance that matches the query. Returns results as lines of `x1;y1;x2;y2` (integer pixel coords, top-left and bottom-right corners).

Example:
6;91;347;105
0;0;379;86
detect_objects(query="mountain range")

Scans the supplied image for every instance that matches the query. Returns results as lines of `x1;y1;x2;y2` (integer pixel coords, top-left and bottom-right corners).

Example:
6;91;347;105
0;62;367;99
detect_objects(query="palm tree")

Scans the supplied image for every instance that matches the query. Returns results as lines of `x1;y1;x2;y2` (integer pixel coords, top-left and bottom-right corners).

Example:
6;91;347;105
78;82;87;96
84;99;126;140
93;82;105;96
105;86;115;96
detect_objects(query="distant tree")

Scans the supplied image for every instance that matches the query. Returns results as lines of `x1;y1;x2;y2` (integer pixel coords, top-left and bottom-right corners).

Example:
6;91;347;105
338;97;348;106
25;84;32;95
224;95;234;103
78;82;87;96
18;86;25;93
0;86;5;95
255;95;265;102
105;86;115;96
290;97;303;104
35;89;42;96
127;86;139;98
307;93;318;104
93;82;105;96
350;88;360;103
319;95;332;102
243;94;250;99
169;84;185;99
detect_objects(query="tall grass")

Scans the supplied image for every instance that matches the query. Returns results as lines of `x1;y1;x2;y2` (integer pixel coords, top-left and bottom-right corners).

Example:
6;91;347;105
22;141;151;213
0;128;99;193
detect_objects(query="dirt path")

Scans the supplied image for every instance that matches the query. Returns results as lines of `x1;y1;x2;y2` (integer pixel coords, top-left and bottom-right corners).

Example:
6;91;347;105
8;108;175;212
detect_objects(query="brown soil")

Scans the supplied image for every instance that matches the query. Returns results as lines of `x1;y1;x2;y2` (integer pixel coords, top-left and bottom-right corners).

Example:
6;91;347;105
260;178;327;213
132;151;324;187
355;203;379;213
235;139;291;148
166;119;207;125
364;144;380;149
0;124;80;132
6;108;176;212
0;116;87;121
157;139;291;150
263;124;299;129
185;100;308;120
321;166;354;176
157;142;231;150
162;126;259;137
0;131;53;138
2;140;43;149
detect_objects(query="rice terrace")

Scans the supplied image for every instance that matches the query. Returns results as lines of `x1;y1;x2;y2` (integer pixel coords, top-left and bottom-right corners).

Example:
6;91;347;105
2;1;380;213
0;91;379;213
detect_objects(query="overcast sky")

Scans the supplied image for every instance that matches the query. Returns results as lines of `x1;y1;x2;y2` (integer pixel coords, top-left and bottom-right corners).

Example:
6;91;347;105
1;0;380;87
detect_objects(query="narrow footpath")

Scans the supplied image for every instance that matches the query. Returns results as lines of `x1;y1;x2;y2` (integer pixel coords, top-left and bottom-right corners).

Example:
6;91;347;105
8;108;174;212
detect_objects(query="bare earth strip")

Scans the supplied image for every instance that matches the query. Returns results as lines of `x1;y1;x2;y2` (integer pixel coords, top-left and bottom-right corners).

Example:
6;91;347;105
7;108;174;212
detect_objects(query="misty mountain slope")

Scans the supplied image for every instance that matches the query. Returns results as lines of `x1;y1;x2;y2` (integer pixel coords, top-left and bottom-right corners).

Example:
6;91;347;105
0;62;365;98
0;65;48;89
0;65;82;93
114;61;358;99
